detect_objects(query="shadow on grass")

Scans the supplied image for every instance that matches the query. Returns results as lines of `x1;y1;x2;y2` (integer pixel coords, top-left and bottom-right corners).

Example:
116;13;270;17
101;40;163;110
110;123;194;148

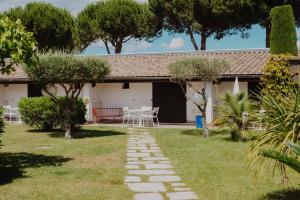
49;129;126;139
260;189;300;200
0;152;72;185
181;128;229;137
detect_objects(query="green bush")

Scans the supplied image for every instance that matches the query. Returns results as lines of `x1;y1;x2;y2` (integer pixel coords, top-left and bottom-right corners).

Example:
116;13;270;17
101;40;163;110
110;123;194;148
19;97;87;131
270;5;298;56
260;55;296;95
19;97;59;130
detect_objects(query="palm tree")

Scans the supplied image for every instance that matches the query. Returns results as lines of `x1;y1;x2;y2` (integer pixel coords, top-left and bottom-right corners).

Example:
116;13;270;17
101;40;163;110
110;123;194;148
215;92;256;141
261;142;300;174
248;86;300;182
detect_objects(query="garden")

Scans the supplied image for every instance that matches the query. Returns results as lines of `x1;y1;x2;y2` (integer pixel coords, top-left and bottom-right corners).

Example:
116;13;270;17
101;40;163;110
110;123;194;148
0;1;300;200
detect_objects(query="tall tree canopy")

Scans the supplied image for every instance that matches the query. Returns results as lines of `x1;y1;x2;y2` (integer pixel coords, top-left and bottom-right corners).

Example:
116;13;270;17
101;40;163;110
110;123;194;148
0;17;36;74
4;2;78;52
77;0;161;54
253;0;300;48
150;0;255;50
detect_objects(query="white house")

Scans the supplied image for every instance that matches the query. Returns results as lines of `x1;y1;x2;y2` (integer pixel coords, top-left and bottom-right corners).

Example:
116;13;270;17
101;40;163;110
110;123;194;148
0;49;270;124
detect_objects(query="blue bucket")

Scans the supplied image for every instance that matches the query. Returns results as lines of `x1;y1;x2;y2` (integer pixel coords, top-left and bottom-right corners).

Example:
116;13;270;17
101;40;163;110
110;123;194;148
196;115;203;128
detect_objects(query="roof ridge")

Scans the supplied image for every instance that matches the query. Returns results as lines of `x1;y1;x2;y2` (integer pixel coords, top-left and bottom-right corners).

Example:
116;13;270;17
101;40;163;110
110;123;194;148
98;48;270;58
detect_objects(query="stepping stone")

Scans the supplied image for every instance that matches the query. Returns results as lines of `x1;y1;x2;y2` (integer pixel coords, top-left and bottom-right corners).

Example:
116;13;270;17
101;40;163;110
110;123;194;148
127;161;154;165
149;176;181;182
145;164;174;169
173;188;191;192
129;170;176;175
127;150;137;153
143;157;169;161
127;183;167;192
167;192;198;200
125;176;141;183
141;150;161;153
127;153;151;158
171;183;186;187
134;193;164;200
127;157;139;161
126;165;140;169
150;147;160;150
158;161;171;164
128;147;148;150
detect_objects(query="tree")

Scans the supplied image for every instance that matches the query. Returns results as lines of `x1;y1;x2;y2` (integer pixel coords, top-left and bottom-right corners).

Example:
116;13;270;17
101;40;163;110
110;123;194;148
150;0;255;50
168;57;229;137
4;2;78;52
270;5;298;56
0;17;36;74
248;86;300;182
254;0;300;48
215;92;256;141
24;52;110;139
149;0;200;50
78;0;161;54
76;2;111;54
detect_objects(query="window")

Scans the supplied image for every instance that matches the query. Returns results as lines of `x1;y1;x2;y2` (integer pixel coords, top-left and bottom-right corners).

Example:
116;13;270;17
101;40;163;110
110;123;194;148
122;82;130;89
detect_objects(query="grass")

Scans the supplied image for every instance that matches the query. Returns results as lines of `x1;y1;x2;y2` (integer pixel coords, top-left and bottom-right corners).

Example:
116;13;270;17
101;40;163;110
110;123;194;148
149;128;300;200
0;124;132;200
1;124;300;199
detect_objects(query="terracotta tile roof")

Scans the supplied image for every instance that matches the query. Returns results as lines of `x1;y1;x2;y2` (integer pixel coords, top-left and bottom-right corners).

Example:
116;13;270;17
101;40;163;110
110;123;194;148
0;49;270;82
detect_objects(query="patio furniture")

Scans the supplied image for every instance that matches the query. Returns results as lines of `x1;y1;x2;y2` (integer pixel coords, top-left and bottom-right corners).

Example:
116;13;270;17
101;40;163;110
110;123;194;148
3;106;20;123
122;107;136;126
142;107;160;127
92;108;123;123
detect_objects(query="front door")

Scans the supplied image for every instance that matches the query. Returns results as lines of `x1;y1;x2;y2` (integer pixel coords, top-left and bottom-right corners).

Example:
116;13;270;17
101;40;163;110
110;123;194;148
152;82;186;123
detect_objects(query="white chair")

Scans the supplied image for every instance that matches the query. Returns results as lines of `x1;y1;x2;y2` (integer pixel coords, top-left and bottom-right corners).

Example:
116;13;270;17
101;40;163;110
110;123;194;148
122;107;134;127
3;106;19;123
142;107;159;127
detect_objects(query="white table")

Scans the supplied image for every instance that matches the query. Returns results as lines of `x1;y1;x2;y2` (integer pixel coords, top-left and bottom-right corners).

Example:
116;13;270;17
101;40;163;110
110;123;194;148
128;108;151;127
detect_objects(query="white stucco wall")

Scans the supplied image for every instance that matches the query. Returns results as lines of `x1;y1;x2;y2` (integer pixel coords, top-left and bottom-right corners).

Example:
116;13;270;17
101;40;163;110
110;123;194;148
91;83;152;109
0;84;28;107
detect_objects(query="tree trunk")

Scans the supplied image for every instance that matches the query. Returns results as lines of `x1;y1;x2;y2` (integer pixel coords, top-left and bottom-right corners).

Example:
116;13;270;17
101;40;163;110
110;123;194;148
104;41;111;54
265;22;271;48
115;42;122;54
64;122;72;139
187;26;199;51
201;31;207;50
202;111;209;137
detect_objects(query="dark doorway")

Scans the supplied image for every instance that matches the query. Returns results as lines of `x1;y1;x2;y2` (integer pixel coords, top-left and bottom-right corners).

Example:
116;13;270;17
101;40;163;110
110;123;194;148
248;81;261;100
28;84;42;97
152;82;186;123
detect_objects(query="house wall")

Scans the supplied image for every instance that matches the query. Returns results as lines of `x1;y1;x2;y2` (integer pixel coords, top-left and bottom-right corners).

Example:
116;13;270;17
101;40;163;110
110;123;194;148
91;83;152;109
0;84;28;107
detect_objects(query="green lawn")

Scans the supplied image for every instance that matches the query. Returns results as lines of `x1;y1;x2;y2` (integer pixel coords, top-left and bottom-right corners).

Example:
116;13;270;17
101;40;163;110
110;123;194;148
149;128;300;200
0;124;299;200
0;124;132;200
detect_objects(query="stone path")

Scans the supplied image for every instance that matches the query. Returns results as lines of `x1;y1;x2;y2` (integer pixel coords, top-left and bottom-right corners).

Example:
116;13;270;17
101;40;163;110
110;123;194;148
125;129;198;200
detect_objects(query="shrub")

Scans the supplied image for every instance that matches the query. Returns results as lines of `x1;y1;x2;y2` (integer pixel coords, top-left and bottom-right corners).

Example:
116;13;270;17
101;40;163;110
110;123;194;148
214;92;256;141
19;97;87;131
260;55;296;95
18;97;59;130
270;5;298;56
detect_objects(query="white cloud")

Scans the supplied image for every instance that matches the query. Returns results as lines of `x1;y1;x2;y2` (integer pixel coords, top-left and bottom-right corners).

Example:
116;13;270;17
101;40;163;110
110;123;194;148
297;40;300;48
161;37;185;50
124;40;152;53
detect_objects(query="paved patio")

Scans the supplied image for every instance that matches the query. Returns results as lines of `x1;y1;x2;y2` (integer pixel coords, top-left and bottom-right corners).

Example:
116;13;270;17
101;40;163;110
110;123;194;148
84;123;196;129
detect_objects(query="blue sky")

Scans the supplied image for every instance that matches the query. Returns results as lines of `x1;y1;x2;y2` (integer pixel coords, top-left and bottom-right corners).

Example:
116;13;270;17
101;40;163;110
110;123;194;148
0;0;299;55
